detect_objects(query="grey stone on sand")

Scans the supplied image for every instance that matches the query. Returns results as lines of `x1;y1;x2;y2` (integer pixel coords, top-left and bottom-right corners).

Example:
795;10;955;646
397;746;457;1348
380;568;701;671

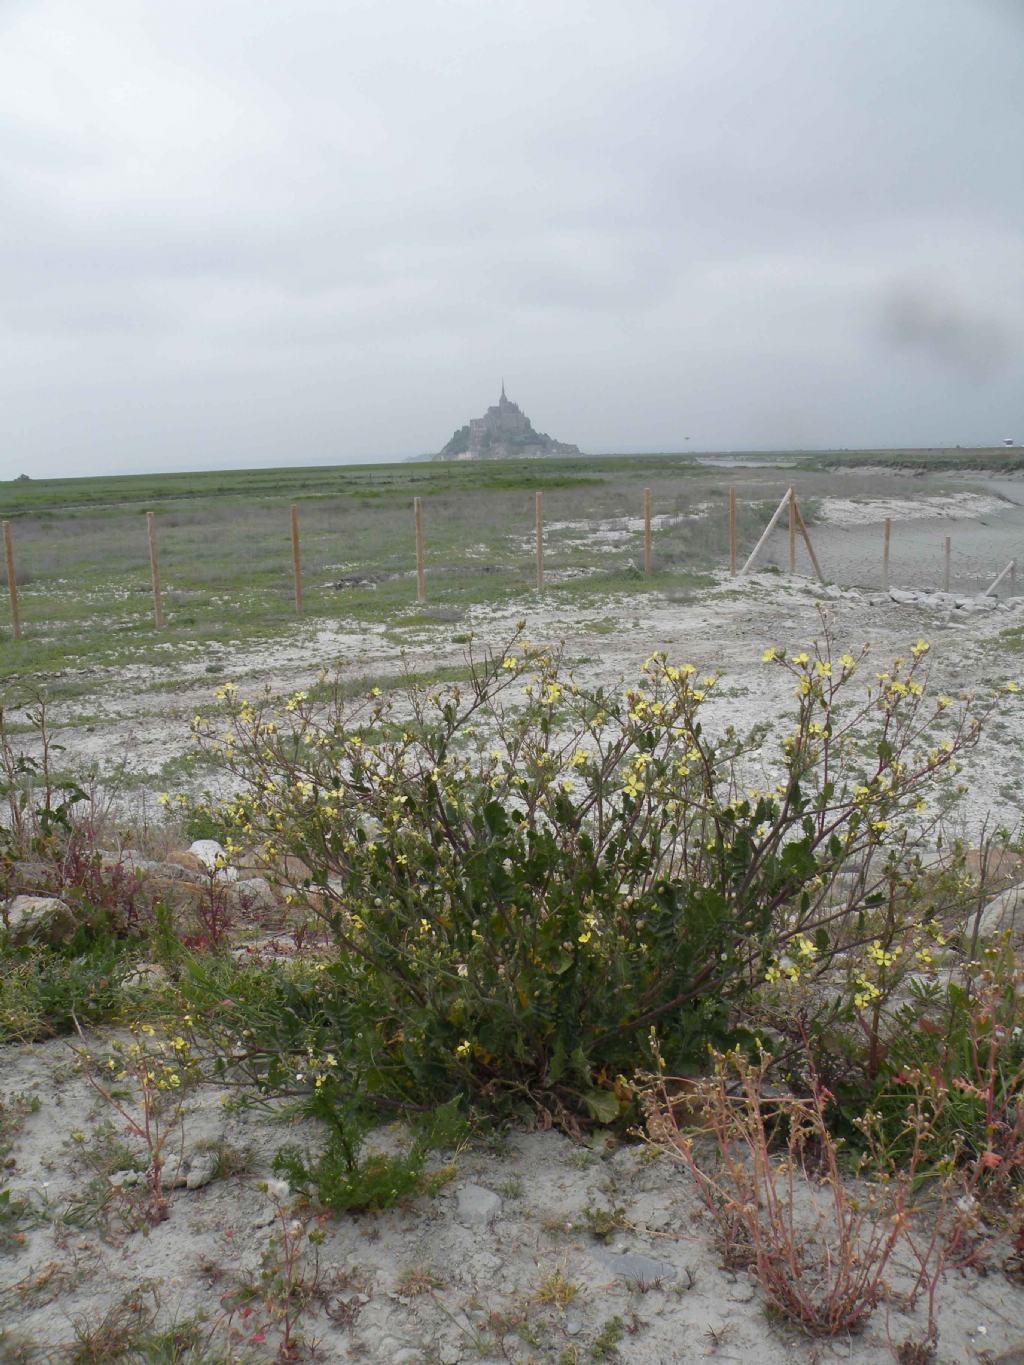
455;1183;502;1226
975;884;1024;939
123;962;169;988
232;876;279;910
2;895;75;947
101;850;193;881
589;1246;677;1286
188;838;238;880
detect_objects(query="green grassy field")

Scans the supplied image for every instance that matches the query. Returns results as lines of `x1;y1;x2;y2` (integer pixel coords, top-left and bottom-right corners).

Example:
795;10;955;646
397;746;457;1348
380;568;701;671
0;454;746;684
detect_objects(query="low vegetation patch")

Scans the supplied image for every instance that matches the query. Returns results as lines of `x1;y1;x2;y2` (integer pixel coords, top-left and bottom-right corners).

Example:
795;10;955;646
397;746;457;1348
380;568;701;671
2;621;1023;1359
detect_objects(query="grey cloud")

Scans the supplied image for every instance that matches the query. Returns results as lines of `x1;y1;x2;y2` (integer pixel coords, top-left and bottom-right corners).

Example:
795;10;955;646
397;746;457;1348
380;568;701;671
0;0;1022;476
879;281;1016;379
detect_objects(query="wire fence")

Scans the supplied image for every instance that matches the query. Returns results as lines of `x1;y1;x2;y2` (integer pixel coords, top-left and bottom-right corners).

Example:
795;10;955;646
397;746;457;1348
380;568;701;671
0;479;1017;655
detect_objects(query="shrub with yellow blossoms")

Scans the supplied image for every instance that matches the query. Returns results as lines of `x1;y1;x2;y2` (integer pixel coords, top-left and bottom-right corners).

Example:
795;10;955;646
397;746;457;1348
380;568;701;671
184;624;1010;1126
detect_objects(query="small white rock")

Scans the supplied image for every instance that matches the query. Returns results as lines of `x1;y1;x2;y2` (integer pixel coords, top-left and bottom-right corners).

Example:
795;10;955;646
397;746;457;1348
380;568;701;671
185;1152;219;1190
188;839;238;881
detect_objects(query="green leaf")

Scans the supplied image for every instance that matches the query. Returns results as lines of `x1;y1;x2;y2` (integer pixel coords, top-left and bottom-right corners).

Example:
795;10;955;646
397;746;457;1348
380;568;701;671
483;800;509;835
582;1088;621;1125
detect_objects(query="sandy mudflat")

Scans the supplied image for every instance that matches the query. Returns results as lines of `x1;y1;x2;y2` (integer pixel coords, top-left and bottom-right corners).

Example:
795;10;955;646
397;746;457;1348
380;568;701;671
30;520;1024;840
2;1034;1022;1364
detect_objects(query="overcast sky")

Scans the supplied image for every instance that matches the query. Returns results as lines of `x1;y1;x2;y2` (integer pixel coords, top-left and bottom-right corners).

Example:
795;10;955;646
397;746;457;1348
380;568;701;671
1;0;1021;478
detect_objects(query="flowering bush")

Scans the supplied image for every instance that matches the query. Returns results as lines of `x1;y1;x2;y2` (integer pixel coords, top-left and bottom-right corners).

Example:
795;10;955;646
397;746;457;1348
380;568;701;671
75;1018;199;1224
190;626;1003;1124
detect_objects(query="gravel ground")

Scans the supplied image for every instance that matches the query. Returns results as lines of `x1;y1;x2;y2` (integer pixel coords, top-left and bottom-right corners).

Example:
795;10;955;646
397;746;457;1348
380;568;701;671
2;1034;1022;1364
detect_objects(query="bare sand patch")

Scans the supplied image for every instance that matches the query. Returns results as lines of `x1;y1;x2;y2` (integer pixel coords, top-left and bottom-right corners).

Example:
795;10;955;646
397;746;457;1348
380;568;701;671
817;491;1009;527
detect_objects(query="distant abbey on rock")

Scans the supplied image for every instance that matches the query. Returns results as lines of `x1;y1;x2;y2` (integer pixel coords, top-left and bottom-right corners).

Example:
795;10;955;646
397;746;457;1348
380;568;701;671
434;383;580;461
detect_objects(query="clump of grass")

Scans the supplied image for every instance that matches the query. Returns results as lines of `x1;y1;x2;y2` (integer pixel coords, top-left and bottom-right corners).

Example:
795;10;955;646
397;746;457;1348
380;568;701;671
271;1097;466;1216
394;1265;443;1296
591;1315;626;1360
536;1266;580;1309
581;1202;626;1243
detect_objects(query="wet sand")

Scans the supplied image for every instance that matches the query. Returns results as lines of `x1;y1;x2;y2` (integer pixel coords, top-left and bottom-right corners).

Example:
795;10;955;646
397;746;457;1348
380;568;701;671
761;473;1024;595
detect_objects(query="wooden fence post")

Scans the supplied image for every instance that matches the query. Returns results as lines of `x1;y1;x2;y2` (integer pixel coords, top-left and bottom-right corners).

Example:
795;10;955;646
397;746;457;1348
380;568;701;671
882;517;891;591
984;560;1015;598
793;498;825;583
728;487;737;575
146;511;163;628
943;536;951;593
3;521;20;640
414;497;426;603
740;488;792;574
290;505;302;615
788;488;796;574
642;488;652;575
535;492;543;591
